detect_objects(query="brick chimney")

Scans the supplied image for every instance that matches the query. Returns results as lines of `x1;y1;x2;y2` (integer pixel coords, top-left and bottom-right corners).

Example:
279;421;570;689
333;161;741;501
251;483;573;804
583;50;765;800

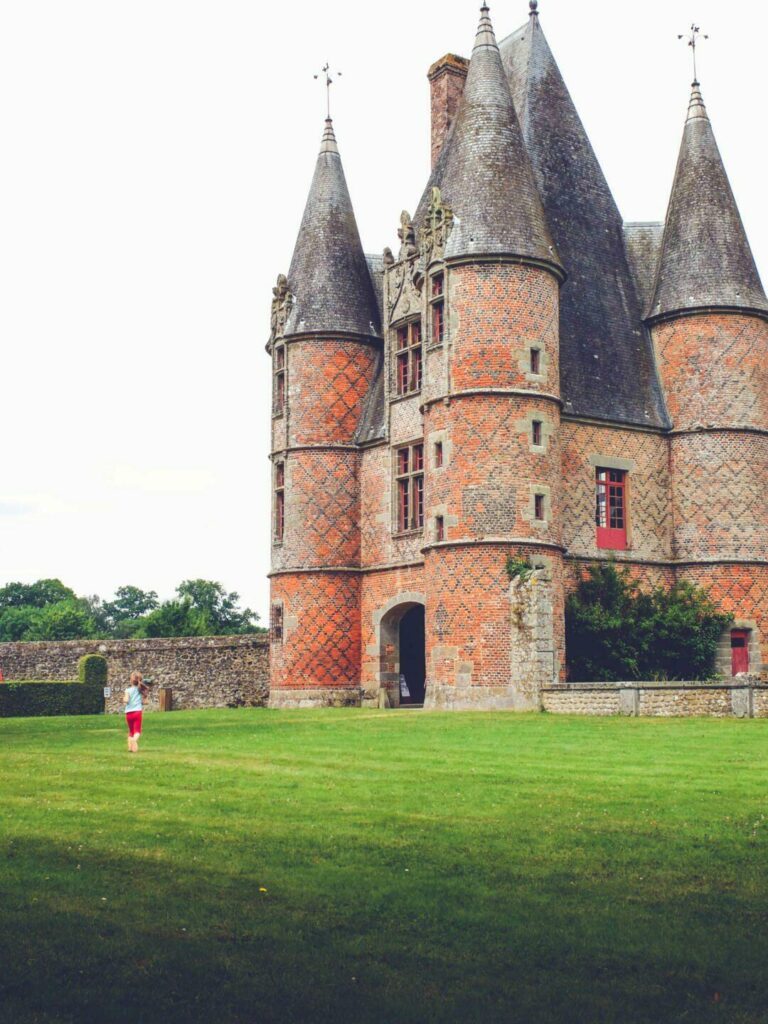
428;54;469;169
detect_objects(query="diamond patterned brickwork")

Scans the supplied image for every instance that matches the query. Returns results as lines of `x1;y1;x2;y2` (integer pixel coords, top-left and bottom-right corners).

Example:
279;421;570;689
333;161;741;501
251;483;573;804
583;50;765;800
561;422;672;562
272;449;361;572
270;572;361;691
425;393;561;545
359;445;424;569
671;432;768;562
652;314;768;430
424;544;565;697
449;263;559;394
677;564;768;672
286;339;379;447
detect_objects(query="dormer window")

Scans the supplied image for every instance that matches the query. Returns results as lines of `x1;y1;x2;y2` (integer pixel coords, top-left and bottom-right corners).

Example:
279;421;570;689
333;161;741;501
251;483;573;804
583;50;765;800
395;320;423;396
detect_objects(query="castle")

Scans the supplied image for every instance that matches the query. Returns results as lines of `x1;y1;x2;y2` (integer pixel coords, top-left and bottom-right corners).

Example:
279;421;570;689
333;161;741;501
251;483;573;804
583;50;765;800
267;2;768;709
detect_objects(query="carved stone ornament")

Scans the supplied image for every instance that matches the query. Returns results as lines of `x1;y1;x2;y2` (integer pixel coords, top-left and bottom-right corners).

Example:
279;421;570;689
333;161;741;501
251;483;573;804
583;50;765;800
397;210;419;262
270;273;293;341
420;187;454;264
386;211;426;324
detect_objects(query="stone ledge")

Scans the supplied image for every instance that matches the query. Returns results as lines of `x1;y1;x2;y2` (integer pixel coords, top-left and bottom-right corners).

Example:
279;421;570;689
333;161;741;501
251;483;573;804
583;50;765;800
268;687;362;709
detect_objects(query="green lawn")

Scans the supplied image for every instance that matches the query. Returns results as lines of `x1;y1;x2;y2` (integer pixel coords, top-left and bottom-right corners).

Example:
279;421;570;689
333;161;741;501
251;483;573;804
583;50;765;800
1;710;767;1024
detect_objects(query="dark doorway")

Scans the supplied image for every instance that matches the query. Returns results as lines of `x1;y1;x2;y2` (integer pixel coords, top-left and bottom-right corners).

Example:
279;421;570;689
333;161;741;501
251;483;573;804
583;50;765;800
399;605;426;705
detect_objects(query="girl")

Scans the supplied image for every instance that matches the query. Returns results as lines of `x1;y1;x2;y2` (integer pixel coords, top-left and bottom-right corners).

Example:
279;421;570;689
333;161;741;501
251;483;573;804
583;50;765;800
124;671;149;753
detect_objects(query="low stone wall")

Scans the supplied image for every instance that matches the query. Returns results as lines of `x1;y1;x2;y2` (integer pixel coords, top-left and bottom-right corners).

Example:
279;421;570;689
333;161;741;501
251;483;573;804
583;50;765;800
0;636;269;712
543;679;768;718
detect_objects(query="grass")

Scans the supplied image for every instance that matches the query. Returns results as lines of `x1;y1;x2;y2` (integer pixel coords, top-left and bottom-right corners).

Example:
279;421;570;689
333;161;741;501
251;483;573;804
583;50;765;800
1;710;767;1024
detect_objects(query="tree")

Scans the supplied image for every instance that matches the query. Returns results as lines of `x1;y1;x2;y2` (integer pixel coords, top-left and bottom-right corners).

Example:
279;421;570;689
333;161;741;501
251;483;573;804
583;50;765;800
134;599;208;638
0;579;77;611
102;586;159;631
175;579;260;635
566;563;728;682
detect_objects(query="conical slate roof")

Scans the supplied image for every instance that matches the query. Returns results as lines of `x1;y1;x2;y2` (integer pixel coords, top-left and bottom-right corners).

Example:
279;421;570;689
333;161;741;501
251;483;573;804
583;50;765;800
499;6;669;428
416;3;560;271
649;83;768;321
284;119;381;338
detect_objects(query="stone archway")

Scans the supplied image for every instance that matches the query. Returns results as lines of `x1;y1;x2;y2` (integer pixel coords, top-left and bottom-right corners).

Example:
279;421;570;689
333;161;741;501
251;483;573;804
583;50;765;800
375;593;427;707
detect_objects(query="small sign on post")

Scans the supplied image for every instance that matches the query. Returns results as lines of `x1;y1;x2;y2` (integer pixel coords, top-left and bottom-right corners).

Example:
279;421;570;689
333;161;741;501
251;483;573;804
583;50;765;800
103;687;112;698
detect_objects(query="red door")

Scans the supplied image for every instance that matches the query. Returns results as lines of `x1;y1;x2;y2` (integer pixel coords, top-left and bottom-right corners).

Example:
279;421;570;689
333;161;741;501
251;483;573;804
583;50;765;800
731;630;750;675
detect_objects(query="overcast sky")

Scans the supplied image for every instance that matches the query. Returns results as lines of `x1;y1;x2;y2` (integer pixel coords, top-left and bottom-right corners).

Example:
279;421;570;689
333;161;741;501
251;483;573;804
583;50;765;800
1;0;765;621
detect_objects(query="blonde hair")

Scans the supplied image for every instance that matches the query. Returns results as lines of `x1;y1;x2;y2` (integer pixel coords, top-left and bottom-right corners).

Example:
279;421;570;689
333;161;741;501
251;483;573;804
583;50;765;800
130;670;149;696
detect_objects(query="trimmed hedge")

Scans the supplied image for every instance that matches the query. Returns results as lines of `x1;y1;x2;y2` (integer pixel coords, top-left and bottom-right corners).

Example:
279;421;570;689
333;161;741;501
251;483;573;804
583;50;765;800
78;654;108;686
0;682;104;718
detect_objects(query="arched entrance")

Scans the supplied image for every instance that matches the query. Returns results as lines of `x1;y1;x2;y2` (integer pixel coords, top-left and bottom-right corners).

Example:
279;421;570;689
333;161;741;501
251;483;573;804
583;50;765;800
377;596;426;707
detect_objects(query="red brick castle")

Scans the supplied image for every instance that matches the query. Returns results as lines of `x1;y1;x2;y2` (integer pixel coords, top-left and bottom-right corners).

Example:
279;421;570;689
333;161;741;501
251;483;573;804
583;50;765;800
267;3;768;708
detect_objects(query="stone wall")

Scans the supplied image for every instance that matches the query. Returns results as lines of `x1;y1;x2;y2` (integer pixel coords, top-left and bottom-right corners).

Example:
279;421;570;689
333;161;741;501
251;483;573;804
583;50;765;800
0;636;269;713
543;680;768;718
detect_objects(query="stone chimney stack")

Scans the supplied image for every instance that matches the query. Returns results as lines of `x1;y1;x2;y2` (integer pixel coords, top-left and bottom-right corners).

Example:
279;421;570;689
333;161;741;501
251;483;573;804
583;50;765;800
428;53;469;168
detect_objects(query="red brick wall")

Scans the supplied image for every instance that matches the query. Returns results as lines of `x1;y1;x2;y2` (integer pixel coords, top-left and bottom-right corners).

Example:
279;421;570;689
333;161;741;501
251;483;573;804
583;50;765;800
652;314;768;430
428;55;469;169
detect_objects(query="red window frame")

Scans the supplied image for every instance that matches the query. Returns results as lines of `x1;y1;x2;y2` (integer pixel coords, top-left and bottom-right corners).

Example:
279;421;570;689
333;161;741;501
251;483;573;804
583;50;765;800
595;468;628;550
274;462;285;542
431;273;445;345
273;345;286;414
395;443;425;532
395;320;423;396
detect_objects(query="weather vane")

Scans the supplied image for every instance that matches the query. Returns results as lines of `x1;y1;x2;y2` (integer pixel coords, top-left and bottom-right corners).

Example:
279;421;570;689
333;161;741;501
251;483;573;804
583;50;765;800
314;63;342;120
678;24;709;83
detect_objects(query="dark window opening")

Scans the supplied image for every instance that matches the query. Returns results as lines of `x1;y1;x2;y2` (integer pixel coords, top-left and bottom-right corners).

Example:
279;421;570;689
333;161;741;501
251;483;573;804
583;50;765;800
271;604;283;643
532;420;543;446
434;441;444;468
436;515;445;542
274;346;286;414
596;468;627;550
530;348;541;375
274;462;285;542
534;493;545;521
396;443;425;532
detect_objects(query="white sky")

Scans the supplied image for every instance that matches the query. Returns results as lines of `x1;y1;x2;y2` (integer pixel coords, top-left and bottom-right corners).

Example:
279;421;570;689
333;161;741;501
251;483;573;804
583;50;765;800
1;0;766;622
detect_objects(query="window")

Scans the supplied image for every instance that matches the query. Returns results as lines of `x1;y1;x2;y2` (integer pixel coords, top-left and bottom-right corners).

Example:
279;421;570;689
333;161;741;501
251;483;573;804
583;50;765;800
595;468;627;549
395;443;425;532
395;320;423;396
274;462;285;542
431;273;445;345
435;515;445;542
532;420;543;446
534;493;545;521
530;348;541;375
270;604;283;643
274;345;286;414
434;441;444;468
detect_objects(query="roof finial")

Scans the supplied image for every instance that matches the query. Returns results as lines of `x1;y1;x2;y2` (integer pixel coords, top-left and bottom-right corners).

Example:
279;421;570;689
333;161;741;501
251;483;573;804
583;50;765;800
529;0;539;16
677;24;709;85
475;2;496;48
314;62;342;121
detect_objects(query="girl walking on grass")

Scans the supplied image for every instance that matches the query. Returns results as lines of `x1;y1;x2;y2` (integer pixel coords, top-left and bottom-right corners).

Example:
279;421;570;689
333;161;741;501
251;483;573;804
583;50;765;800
124;671;149;754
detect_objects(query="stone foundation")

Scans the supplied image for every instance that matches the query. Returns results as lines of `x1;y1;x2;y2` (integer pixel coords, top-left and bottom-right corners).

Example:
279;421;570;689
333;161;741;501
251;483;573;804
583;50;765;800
543;680;767;718
268;687;362;709
424;682;539;711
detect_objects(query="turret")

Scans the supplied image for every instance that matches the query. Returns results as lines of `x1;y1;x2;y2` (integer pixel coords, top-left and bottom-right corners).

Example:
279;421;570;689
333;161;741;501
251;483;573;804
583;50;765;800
648;81;768;675
414;3;565;707
268;118;381;707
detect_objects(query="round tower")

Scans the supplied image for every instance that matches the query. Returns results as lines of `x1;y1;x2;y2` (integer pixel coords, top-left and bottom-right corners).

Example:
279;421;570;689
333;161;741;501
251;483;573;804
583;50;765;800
420;3;566;708
268;119;381;707
648;82;768;676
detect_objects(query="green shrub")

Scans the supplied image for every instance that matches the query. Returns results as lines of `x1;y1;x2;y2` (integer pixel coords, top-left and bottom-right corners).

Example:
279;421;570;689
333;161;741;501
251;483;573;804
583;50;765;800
0;682;104;718
505;556;534;582
78;654;108;686
566;562;729;682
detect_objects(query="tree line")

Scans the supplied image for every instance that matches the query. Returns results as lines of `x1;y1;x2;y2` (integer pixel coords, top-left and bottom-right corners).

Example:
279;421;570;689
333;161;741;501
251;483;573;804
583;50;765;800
0;579;264;642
